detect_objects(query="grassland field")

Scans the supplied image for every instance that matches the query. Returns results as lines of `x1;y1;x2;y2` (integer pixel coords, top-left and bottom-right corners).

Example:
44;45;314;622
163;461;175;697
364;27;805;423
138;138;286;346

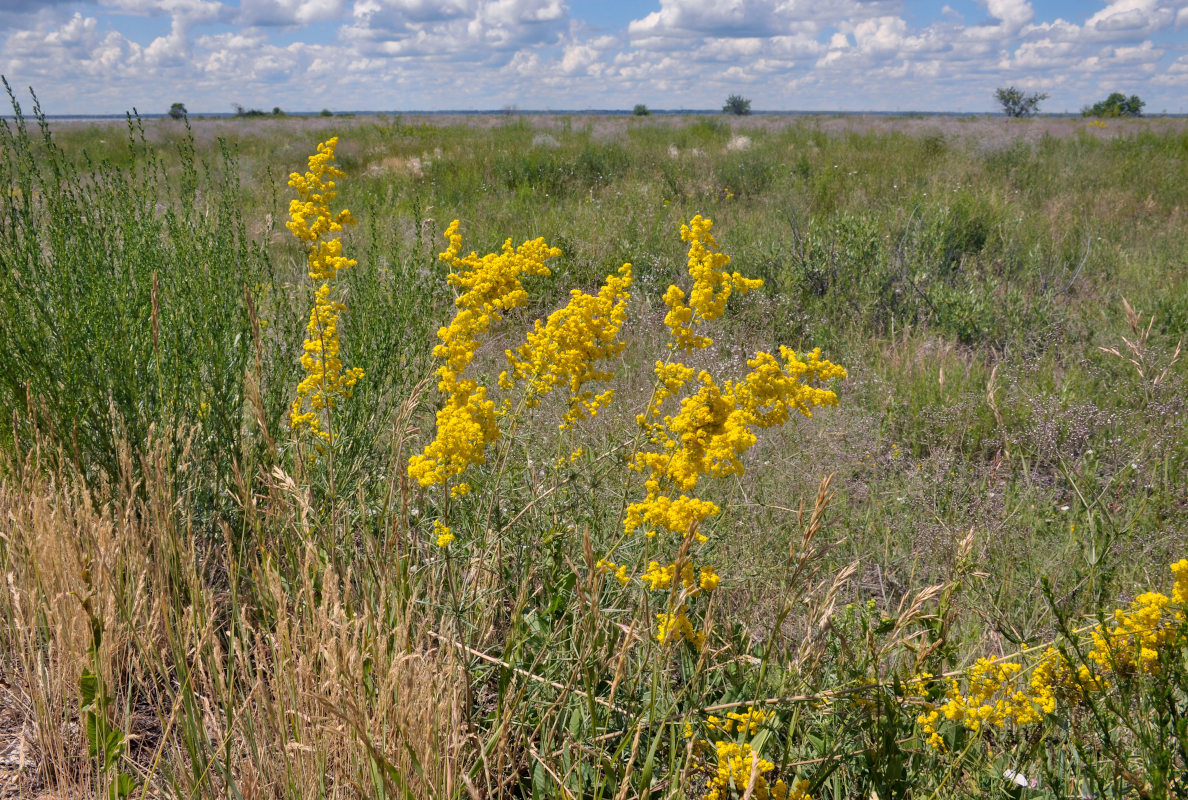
1;104;1187;799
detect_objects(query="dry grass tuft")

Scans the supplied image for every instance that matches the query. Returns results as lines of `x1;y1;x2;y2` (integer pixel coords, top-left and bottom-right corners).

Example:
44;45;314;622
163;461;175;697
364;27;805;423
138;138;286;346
0;439;468;799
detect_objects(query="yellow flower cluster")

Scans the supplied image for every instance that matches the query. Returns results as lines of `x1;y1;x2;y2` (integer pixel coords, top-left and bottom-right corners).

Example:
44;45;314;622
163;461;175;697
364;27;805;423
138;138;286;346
640;560;720;593
621;217;845;648
1175;559;1188;603
664;216;762;352
641;559;687;590
936;659;1041;731
707;708;769;736
407;221;561;495
1087;589;1181;674
434;520;454;548
703;742;810;800
656;607;704;649
595;558;631;586
689;707;813;800
287;138;357;279
501;264;632;427
629;351;845;503
288;138;364;440
554;447;585;469
917;709;944;751
917;560;1188;751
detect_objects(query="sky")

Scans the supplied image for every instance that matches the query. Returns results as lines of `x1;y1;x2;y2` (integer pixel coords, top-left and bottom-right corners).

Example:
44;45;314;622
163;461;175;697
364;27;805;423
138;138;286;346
1;0;1186;115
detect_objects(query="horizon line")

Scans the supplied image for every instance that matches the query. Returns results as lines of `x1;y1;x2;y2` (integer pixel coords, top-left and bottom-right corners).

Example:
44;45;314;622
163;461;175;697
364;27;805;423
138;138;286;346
24;109;1188;120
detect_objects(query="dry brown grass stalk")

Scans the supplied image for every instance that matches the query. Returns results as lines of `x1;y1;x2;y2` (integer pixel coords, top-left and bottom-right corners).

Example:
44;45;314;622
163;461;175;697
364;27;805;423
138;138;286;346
1;435;471;800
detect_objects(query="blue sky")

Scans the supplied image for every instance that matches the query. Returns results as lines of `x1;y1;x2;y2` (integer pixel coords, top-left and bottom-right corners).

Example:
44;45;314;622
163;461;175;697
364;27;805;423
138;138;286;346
2;0;1186;114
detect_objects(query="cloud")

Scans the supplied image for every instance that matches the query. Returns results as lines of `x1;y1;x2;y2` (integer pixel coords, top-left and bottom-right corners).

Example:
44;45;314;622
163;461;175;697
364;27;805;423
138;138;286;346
350;0;473;31
0;0;94;36
238;0;349;26
560;42;598;74
1010;37;1080;69
1086;0;1176;35
97;0;229;22
628;0;792;39
982;0;1033;31
626;0;898;40
2;0;87;11
1;0;1187;114
4;13;132;82
1026;0;1179;45
1079;38;1165;71
340;0;566;62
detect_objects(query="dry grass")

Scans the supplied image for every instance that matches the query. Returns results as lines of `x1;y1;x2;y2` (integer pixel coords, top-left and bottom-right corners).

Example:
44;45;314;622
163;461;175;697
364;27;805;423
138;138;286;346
0;440;468;799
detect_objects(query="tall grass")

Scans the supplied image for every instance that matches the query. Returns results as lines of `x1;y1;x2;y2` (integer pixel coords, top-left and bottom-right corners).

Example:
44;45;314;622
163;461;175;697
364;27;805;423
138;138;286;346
1;87;1186;799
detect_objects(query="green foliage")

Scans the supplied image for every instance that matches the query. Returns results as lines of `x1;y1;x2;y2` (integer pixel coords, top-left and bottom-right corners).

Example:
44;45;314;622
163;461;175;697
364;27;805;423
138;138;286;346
632;103;650;116
168;102;186;120
0;82;275;519
723;94;752;115
320;108;333;117
716;151;775;197
995;86;1048;117
492;138;629;196
233;103;268;117
1083;92;1145;118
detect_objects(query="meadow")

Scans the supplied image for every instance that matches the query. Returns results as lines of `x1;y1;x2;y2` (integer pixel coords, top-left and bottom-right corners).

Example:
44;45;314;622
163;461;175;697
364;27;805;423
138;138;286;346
1;88;1187;799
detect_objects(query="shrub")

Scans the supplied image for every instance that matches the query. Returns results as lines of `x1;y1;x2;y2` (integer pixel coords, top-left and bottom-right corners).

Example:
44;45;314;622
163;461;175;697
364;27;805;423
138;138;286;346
722;94;752;115
0;84;274;510
632;103;650;116
320;108;333;117
168;102;186;120
994;86;1048;117
1083;92;1144;118
233;103;267;117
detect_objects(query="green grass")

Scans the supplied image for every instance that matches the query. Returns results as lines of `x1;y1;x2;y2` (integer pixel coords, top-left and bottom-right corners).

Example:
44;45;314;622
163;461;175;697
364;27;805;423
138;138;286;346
1;86;1186;799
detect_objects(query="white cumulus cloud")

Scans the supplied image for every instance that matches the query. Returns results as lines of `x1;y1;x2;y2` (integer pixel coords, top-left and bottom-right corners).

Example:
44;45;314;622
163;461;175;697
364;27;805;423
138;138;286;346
2;0;1187;114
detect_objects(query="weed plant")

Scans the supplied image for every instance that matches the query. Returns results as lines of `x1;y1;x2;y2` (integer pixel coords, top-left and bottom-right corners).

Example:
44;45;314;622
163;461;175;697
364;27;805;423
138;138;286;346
1;86;1186;799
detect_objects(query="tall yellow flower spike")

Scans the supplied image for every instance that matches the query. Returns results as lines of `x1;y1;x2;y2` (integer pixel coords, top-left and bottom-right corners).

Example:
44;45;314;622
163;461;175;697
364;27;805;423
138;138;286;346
663;215;763;352
625;216;845;649
408;220;562;496
288;137;363;441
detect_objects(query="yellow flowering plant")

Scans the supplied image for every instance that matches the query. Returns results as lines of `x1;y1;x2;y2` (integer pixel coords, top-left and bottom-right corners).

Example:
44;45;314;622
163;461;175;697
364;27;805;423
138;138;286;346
684;707;815;800
408;214;847;676
404;211;848;799
915;559;1188;753
287;138;364;444
408;218;631;501
622;215;846;650
409;215;846;660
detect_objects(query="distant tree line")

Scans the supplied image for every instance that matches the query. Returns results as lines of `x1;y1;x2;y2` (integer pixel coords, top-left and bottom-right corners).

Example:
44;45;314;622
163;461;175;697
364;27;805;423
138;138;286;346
164;90;1152;121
